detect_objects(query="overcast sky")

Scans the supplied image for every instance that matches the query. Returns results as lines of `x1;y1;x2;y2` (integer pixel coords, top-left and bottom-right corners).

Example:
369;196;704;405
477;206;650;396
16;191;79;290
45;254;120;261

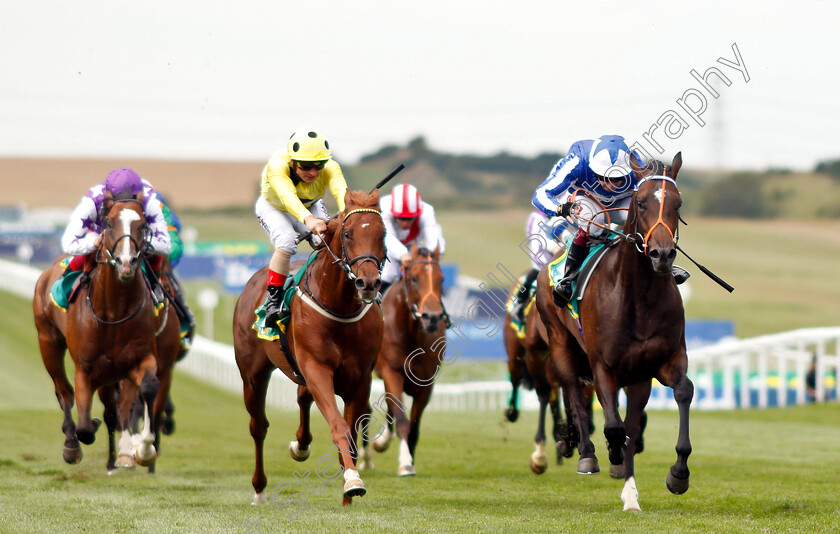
1;1;838;172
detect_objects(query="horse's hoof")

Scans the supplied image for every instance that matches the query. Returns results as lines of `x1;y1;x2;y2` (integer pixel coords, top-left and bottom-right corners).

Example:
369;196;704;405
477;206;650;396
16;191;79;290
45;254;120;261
666;472;689;495
577;457;600;475
62;446;83;464
135;444;157;467
556;440;569;459
530;458;548;475
343;478;366;498
107;468;119;476
76;428;96;446
373;435;390;453
358;459;375;471
289;441;310;462
610;463;626;479
505;408;519;423
161;419;175;436
115;454;136;469
251;491;268;505
397;465;416;477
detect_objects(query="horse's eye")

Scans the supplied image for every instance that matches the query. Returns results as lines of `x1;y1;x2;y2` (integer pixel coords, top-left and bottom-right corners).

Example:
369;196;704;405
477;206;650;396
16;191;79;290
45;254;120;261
636;200;646;210
343;231;351;239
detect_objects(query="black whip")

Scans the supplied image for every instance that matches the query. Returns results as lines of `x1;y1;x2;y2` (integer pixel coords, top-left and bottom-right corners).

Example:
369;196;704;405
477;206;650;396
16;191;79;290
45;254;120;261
676;244;734;293
369;164;406;194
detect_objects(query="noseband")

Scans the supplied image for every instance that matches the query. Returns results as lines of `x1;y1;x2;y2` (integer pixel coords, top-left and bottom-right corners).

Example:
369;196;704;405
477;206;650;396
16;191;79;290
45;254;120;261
628;175;680;256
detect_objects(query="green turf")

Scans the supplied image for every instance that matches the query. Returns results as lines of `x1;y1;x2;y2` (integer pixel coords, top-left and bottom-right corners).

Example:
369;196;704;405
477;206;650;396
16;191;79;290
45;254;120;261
3;289;840;533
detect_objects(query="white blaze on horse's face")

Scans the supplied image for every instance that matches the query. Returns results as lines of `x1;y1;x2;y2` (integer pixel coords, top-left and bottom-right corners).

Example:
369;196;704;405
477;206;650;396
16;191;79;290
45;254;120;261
118;209;141;265
653;188;665;206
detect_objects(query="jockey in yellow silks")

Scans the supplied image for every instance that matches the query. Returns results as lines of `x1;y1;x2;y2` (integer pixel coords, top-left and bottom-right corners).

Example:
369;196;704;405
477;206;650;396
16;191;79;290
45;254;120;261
255;128;348;326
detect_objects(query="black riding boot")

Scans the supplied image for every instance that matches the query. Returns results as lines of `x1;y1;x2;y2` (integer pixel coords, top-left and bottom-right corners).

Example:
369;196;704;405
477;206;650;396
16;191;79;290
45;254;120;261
512;268;540;322
148;271;165;305
264;284;284;327
553;242;587;306
170;276;195;338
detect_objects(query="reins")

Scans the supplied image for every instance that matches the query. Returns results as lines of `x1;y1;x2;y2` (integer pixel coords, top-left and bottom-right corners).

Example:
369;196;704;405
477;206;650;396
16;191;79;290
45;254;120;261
300;207;385;320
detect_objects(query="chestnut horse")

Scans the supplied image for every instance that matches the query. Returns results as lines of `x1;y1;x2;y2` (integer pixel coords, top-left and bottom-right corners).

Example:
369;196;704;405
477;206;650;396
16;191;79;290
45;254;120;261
126;261;187;473
233;189;385;506
32;193;160;471
362;244;448;477
536;153;691;511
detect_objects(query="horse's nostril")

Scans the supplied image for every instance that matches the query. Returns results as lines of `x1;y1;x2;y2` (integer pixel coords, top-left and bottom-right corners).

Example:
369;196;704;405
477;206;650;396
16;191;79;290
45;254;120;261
373;279;382;290
649;249;660;260
355;279;366;291
667;249;677;261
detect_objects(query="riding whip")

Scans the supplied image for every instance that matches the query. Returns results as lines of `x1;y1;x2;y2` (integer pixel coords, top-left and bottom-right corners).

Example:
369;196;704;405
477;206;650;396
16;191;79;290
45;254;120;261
676;244;734;293
369;163;406;194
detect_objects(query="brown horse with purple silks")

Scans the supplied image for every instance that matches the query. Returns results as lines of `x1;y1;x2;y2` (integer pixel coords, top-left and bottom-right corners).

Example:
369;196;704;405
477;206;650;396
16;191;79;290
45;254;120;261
361;244;448;477
233;189;386;507
536;153;692;511
33;193;161;472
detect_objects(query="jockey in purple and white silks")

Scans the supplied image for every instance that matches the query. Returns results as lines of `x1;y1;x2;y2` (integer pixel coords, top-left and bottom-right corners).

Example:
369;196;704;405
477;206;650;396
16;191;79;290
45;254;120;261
59;168;171;300
532;135;642;306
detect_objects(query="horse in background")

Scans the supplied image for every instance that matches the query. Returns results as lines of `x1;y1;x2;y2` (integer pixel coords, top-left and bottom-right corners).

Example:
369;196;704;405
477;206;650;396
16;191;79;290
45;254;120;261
33;192;160;472
360;244;448;477
536;153;691;511
233;189;386;506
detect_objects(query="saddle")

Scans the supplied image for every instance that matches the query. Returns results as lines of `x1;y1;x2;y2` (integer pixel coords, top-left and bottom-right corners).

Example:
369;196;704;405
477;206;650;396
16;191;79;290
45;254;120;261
252;255;318;385
548;236;620;318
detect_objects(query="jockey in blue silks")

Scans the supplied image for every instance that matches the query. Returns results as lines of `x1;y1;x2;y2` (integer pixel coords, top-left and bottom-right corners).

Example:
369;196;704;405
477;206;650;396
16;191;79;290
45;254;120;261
532;135;642;306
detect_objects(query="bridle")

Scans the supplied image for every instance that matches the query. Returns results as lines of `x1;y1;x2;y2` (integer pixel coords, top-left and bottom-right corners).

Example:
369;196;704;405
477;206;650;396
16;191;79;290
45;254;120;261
300;207;386;319
88;198;152;325
627;175;680;256
402;256;452;328
317;208;385;282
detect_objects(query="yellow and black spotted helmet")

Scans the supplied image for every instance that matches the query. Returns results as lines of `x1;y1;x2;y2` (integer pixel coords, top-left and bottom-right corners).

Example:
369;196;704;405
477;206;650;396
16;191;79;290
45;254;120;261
287;128;331;162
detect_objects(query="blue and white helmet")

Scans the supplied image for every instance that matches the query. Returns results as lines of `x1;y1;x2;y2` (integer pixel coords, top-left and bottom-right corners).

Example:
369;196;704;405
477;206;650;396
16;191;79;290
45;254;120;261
588;135;634;178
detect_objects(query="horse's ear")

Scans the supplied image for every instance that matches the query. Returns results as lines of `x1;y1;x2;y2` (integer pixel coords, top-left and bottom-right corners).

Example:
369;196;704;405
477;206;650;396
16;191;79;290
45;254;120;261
343;188;352;210
432;243;440;261
630;153;649;180
370;187;380;204
321;217;339;248
670;152;682;179
410;242;419;256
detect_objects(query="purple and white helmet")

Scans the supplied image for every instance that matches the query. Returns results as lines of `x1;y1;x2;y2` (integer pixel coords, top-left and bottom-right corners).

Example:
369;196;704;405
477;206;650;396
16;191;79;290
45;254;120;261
105;168;144;197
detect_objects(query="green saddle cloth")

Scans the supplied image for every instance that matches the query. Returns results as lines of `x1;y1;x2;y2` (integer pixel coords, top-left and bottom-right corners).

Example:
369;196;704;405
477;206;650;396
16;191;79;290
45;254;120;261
253;254;318;341
49;258;81;311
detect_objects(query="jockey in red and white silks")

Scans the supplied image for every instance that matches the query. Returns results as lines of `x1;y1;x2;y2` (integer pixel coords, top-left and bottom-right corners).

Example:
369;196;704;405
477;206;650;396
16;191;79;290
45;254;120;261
379;184;445;289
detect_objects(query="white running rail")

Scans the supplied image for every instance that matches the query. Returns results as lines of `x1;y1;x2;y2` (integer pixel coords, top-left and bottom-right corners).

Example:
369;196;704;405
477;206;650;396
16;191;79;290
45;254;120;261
4;259;837;411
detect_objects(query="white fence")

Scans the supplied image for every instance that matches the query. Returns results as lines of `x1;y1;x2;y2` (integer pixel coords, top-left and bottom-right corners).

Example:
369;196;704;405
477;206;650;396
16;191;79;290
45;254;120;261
4;258;837;412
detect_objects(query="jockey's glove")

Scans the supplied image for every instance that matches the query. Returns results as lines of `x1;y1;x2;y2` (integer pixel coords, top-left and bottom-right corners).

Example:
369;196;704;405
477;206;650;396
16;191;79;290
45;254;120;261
557;202;576;217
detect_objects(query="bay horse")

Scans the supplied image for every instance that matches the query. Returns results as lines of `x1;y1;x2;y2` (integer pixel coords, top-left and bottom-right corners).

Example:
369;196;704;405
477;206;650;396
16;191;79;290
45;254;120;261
233;189;385;506
536;152;691;511
32;192;160;471
362;244;447;477
502;278;569;474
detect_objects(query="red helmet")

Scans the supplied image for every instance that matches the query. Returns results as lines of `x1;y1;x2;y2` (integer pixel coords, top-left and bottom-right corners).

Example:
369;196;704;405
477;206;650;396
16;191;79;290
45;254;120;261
390;184;423;218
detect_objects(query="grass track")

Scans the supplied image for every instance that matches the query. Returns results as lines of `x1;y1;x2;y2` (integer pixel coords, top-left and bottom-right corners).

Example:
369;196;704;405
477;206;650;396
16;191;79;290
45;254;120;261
2;291;840;533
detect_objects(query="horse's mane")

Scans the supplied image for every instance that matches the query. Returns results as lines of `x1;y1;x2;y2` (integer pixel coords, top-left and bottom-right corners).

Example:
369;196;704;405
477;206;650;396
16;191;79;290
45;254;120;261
320;189;381;247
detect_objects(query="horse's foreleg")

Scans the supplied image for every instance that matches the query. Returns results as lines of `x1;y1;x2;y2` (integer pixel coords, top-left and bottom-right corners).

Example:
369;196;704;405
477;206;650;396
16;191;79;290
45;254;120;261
401;387;431;477
241;364;272;505
339;374;373;504
134;357;160;467
39;338;81;463
357;403;375;471
592;364;625;470
530;378;551;475
666;370;694;495
73;369;100;446
147;367;173;474
97;385;119;474
290;385;313;462
302;363;365;504
619;381;652;512
115;379;138;469
548;384;566;464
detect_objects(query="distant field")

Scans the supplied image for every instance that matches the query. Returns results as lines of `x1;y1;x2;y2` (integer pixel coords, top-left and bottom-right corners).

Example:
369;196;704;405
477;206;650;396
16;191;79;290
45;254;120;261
179;210;840;340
